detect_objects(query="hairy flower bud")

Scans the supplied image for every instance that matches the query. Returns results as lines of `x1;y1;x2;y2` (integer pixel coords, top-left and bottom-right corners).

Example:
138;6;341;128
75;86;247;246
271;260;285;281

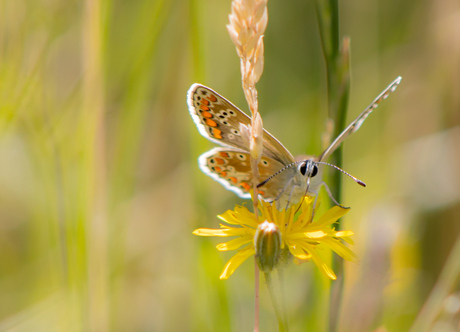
255;221;281;272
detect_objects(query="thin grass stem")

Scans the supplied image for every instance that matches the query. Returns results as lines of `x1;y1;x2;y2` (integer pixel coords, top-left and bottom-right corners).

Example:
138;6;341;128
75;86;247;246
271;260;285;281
254;259;260;332
314;1;350;331
82;0;109;330
409;233;460;332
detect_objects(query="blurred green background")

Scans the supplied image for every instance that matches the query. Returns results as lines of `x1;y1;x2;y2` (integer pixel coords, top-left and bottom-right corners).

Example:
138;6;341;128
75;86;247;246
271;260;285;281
0;0;459;331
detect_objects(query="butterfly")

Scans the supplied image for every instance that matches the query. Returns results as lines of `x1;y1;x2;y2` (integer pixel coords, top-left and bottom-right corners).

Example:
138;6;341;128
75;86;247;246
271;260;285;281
187;77;401;210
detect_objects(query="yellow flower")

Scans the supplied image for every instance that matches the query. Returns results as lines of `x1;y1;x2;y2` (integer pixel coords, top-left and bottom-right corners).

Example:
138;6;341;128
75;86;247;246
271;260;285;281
193;196;358;280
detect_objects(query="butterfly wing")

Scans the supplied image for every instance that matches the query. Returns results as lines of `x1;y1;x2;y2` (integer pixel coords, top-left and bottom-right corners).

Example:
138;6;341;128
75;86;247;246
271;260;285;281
199;148;296;202
319;76;402;161
188;84;295;165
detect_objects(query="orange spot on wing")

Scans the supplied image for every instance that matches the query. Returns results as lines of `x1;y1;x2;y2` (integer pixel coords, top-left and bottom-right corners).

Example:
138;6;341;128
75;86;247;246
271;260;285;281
214;166;222;172
201;111;212;118
220;171;227;177
241;183;251;191
201;99;210;105
258;190;266;196
215;158;225;165
212;128;222;139
207;94;217;102
219;152;230;158
229;177;237;184
200;104;210;111
205;119;217;127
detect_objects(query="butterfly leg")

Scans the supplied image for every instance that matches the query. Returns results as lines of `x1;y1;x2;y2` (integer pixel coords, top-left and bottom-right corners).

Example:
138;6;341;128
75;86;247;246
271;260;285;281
322;181;350;209
274;177;295;210
284;183;301;211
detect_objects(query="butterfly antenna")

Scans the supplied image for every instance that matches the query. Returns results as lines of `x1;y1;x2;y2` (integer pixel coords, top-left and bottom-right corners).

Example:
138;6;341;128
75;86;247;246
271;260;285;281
316;161;367;187
257;162;298;188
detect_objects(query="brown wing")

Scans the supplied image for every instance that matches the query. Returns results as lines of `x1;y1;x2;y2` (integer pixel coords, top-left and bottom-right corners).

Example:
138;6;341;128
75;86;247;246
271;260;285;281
188;84;295;166
198;148;296;202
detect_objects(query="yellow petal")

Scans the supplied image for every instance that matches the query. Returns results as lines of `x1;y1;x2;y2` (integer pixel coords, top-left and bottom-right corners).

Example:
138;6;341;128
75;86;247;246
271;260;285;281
294;202;313;229
273;206;284;229
284;206;298;231
335;230;354;238
300;196;315;208
320;238;358;263
193;226;251;237
193;228;232;237
259;202;270;223
341;237;355;245
304;230;327;239
217;236;253;251
314;206;350;228
219;247;256;280
218;205;256;226
236;207;260;227
307;245;337;280
217;211;240;225
233;205;252;217
288;243;311;260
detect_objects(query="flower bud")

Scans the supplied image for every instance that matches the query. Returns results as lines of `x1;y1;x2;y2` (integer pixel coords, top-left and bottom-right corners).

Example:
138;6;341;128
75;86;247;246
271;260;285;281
254;221;281;272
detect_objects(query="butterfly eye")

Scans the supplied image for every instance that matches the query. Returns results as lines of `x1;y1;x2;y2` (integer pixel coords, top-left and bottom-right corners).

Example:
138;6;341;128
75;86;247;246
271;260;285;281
299;162;307;176
311;165;318;177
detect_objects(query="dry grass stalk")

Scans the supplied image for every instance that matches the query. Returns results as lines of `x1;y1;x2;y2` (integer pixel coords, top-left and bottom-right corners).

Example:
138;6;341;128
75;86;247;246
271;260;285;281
227;0;267;111
227;0;267;161
227;2;268;329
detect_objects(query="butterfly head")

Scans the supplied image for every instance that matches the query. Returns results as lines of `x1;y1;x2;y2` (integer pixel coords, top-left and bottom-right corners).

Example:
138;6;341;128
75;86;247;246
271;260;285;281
298;160;319;178
257;158;324;202
297;159;325;199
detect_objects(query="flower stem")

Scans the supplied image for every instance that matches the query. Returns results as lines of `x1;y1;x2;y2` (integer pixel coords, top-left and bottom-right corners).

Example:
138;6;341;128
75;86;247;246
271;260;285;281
265;271;288;331
254;258;260;332
277;267;288;330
